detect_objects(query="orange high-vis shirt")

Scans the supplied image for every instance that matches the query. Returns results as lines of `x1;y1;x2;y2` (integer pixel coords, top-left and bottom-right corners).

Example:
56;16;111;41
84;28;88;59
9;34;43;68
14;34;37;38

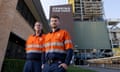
44;29;73;53
26;34;45;54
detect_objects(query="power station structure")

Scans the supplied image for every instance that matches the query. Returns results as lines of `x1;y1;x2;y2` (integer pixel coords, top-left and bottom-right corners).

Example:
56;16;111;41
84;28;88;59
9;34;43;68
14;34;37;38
68;0;112;64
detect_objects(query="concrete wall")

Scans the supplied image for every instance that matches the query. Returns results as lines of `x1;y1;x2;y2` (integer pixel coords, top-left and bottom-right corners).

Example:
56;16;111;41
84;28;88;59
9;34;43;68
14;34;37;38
0;0;34;71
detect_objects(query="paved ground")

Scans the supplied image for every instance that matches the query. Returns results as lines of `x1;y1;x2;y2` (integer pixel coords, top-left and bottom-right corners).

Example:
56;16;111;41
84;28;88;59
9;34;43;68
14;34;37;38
79;65;120;72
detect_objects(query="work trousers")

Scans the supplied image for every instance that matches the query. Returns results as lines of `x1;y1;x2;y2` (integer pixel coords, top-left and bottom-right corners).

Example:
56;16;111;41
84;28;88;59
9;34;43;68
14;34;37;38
23;60;42;72
42;61;66;72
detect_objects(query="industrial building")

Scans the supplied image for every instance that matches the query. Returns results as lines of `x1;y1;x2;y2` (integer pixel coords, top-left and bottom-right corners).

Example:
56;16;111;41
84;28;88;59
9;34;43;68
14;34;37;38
68;0;112;64
0;0;49;71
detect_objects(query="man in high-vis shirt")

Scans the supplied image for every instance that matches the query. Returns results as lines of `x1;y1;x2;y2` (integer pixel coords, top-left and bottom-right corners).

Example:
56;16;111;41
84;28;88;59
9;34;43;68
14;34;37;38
42;15;73;72
23;22;45;72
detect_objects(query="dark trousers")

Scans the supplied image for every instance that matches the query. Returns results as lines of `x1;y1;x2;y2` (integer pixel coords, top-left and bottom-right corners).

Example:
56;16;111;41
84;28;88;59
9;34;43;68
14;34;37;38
42;62;66;72
23;60;42;72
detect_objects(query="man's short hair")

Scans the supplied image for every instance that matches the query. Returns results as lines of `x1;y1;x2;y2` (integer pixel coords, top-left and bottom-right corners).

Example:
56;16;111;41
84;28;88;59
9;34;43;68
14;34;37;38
51;15;60;19
34;21;42;24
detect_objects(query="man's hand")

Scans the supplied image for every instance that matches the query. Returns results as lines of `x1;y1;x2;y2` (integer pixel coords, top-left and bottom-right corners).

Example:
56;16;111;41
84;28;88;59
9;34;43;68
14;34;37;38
41;64;44;69
59;63;68;70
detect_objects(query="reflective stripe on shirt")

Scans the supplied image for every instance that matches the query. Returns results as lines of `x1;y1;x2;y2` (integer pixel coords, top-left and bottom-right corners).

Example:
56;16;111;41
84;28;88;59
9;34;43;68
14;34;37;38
26;50;42;53
26;44;43;48
44;42;64;47
46;49;66;53
64;40;72;44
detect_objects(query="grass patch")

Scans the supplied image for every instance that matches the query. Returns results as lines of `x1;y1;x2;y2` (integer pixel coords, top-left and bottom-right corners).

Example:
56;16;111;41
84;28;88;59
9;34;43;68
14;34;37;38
2;59;25;72
68;65;96;72
2;59;96;72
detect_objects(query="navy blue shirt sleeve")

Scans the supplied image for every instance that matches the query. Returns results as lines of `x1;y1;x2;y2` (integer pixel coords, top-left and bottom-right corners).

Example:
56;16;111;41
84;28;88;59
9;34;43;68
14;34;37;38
65;49;73;65
41;52;46;64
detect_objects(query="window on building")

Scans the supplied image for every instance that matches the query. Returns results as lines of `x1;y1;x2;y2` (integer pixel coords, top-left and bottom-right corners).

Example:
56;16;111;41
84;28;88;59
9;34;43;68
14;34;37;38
5;32;26;59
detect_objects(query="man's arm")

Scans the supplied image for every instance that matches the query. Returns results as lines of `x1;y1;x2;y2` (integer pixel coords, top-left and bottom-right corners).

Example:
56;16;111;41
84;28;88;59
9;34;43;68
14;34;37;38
41;52;46;64
64;30;73;65
59;30;73;69
41;52;46;69
65;49;73;65
59;49;73;69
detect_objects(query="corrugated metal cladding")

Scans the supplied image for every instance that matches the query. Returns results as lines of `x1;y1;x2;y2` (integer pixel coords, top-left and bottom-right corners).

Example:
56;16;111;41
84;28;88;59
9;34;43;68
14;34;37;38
73;21;111;49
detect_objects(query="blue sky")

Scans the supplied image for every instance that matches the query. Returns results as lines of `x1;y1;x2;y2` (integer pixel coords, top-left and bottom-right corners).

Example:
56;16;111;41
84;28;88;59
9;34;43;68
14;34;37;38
41;0;120;19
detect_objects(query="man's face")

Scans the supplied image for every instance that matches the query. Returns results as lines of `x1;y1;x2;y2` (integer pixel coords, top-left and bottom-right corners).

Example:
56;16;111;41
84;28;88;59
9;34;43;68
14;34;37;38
34;22;42;31
50;18;60;28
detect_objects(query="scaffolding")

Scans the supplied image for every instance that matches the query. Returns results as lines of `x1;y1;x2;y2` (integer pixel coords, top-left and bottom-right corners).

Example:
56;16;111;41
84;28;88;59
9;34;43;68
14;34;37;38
69;0;103;21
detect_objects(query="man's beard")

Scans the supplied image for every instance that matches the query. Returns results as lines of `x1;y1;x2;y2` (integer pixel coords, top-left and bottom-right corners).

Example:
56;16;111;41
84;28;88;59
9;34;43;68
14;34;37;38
51;24;57;29
52;26;57;29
